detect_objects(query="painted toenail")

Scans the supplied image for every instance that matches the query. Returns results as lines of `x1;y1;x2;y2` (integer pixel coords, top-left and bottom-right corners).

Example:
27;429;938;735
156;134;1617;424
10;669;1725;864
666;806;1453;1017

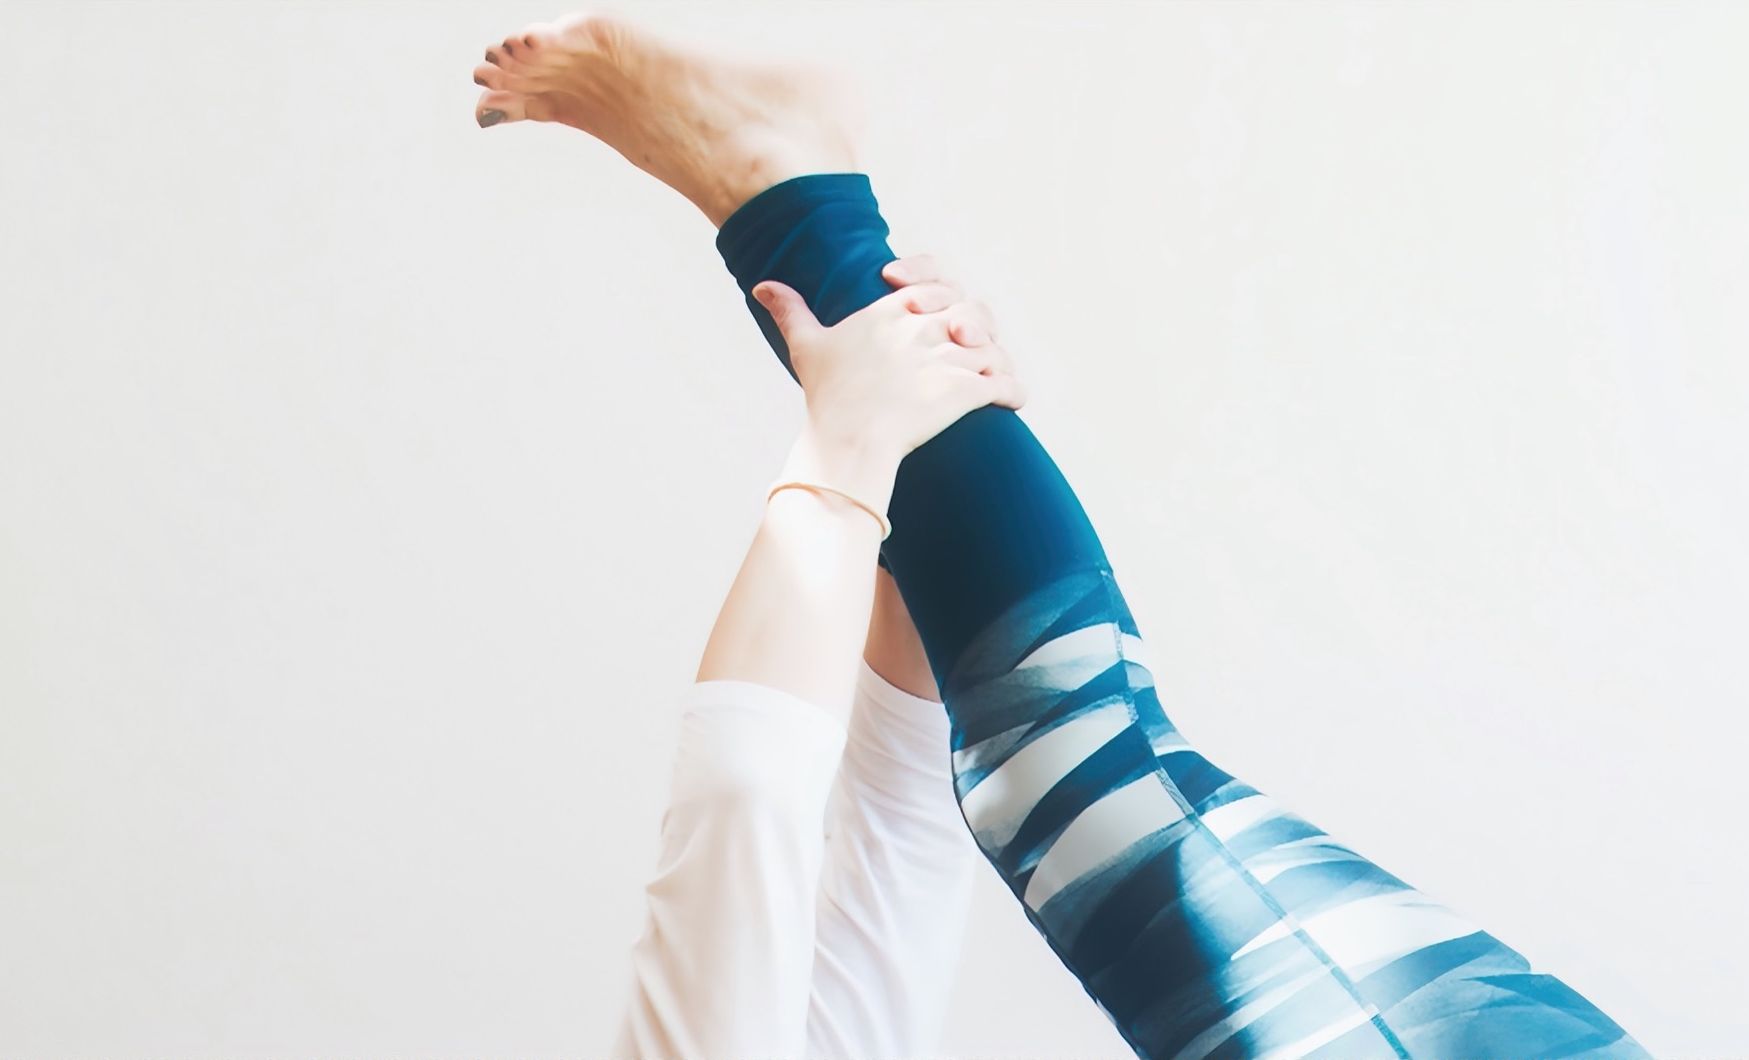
477;109;506;128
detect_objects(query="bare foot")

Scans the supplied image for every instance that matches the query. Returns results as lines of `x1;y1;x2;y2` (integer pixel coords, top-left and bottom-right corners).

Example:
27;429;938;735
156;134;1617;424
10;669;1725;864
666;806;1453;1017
471;13;859;226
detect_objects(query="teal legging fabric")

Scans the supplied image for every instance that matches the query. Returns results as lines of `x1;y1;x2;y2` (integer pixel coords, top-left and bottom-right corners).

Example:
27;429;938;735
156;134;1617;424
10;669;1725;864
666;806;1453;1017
716;173;1649;1059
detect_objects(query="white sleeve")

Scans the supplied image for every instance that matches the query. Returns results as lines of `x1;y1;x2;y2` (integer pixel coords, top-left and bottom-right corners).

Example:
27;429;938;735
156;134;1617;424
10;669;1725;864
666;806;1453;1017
611;679;847;1060
806;662;980;1059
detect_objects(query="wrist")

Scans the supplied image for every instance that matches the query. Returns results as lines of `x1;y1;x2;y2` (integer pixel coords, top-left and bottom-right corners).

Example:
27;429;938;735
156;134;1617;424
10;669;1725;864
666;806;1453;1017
782;423;901;519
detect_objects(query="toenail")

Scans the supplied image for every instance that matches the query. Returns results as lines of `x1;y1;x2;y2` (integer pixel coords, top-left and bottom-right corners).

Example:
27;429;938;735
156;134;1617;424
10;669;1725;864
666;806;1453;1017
477;109;506;128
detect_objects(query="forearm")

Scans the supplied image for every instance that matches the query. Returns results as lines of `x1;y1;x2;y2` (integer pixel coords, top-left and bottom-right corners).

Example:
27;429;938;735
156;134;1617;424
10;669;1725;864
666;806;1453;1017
695;425;899;709
617;423;895;1057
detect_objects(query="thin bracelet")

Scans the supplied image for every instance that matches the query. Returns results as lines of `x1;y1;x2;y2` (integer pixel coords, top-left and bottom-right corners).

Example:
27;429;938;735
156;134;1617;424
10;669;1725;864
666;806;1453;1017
767;480;893;540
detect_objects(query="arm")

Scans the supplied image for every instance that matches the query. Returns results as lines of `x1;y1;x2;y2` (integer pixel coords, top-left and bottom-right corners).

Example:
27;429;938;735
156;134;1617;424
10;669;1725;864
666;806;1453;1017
695;273;1019;705
802;259;1006;1057
691;427;891;708
614;270;1019;1059
806;569;979;1058
787;260;997;1057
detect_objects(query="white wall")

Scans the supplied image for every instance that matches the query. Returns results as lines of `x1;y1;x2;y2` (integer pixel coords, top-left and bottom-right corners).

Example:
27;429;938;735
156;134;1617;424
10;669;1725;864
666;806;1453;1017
2;2;1742;1055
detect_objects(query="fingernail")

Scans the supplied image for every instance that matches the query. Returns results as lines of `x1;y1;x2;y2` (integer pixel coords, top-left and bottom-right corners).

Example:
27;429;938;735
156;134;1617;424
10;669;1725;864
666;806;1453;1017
477;109;506;128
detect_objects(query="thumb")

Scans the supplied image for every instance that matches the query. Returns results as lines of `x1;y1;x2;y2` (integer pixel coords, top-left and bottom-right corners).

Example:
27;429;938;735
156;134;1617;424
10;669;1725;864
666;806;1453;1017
751;281;821;341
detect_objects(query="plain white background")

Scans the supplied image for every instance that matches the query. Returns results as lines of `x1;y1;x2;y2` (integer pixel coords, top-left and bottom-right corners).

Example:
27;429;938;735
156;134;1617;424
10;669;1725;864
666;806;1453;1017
2;1;1744;1056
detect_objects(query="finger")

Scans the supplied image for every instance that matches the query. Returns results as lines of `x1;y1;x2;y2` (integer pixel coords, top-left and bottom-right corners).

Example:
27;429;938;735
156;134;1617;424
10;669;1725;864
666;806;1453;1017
938;343;1000;376
906;311;956;348
967;370;1027;412
751;281;822;342
987;373;1027;410
980;340;1015;377
943;340;1016;377
875;281;962;316
913;301;1000;348
965;299;997;342
946;301;997;347
949;319;988;347
881;254;945;289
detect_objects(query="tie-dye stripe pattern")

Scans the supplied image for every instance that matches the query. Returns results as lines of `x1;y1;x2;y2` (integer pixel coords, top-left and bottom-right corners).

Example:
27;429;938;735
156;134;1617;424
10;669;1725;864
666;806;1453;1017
714;172;1647;1059
942;567;1648;1060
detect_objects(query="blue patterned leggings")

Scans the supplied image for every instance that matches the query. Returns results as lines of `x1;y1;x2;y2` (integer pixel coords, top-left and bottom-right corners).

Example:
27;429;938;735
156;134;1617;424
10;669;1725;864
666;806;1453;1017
715;174;1647;1059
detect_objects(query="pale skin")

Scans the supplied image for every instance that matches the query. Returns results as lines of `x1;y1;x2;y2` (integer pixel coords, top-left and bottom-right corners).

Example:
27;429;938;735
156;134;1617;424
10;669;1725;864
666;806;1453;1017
475;26;1657;1060
471;13;1014;703
695;266;1022;709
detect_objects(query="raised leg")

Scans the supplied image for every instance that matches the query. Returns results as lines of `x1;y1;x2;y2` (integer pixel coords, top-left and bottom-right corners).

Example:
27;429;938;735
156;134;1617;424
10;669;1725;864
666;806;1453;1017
718;173;1648;1060
479;14;1650;1058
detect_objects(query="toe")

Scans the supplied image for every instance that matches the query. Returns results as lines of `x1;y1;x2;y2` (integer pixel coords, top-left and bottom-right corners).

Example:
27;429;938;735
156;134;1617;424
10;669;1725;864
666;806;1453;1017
484;45;505;66
472;62;505;89
474;90;526;128
518;21;558;52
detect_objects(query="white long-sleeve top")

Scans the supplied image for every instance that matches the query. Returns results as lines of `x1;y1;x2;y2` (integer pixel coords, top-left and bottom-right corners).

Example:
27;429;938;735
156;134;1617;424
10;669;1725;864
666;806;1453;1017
611;662;978;1059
